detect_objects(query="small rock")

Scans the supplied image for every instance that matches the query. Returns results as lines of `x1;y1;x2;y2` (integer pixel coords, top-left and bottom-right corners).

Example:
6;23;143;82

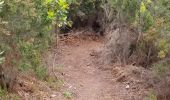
87;63;91;66
51;94;57;98
69;85;73;89
125;85;130;89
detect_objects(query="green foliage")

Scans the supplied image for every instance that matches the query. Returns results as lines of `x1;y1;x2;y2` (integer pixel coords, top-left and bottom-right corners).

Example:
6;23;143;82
153;61;169;77
68;0;103;24
0;0;169;96
108;0;169;68
63;91;72;99
45;0;69;27
13;95;20;100
0;86;9;100
0;0;70;80
142;0;170;77
77;0;100;15
144;0;170;59
108;0;154;31
110;0;140;21
46;76;64;90
69;0;100;14
0;0;3;12
35;65;47;80
154;0;170;58
146;89;157;100
0;86;6;97
0;86;20;100
19;41;40;70
17;40;47;79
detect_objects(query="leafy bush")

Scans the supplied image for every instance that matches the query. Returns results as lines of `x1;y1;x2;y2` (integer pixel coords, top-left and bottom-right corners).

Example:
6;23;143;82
142;0;170;73
0;0;70;80
67;0;103;28
106;0;169;67
0;86;16;100
63;91;72;99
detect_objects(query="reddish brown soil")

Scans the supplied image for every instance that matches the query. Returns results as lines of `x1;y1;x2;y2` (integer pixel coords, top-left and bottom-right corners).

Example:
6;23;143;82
46;33;151;100
14;32;153;100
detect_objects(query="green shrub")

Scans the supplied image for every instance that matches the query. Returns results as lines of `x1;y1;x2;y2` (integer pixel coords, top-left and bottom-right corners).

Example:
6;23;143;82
63;91;72;99
0;0;69;80
146;89;157;100
153;61;169;77
35;65;47;80
0;86;9;100
46;76;64;90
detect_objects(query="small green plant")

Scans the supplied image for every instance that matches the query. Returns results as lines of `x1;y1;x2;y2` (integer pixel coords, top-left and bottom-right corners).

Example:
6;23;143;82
0;0;70;82
46;76;64;90
13;95;20;100
0;88;20;100
63;91;72;99
147;89;157;100
35;65;47;80
0;86;6;97
153;61;169;78
18;41;47;80
0;86;8;100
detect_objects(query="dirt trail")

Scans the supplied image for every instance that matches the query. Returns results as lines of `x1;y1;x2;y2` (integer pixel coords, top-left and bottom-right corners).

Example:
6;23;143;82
55;38;110;99
47;34;149;100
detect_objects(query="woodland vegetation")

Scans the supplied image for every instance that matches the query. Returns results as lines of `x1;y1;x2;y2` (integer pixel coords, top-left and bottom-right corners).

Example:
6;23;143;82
0;0;170;99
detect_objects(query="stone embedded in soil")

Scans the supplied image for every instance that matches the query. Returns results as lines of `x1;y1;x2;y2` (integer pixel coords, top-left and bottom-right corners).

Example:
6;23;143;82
125;85;130;89
51;94;57;98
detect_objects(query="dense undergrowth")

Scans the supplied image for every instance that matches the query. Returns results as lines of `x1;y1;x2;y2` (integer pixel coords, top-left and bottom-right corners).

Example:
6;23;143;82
0;0;69;92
